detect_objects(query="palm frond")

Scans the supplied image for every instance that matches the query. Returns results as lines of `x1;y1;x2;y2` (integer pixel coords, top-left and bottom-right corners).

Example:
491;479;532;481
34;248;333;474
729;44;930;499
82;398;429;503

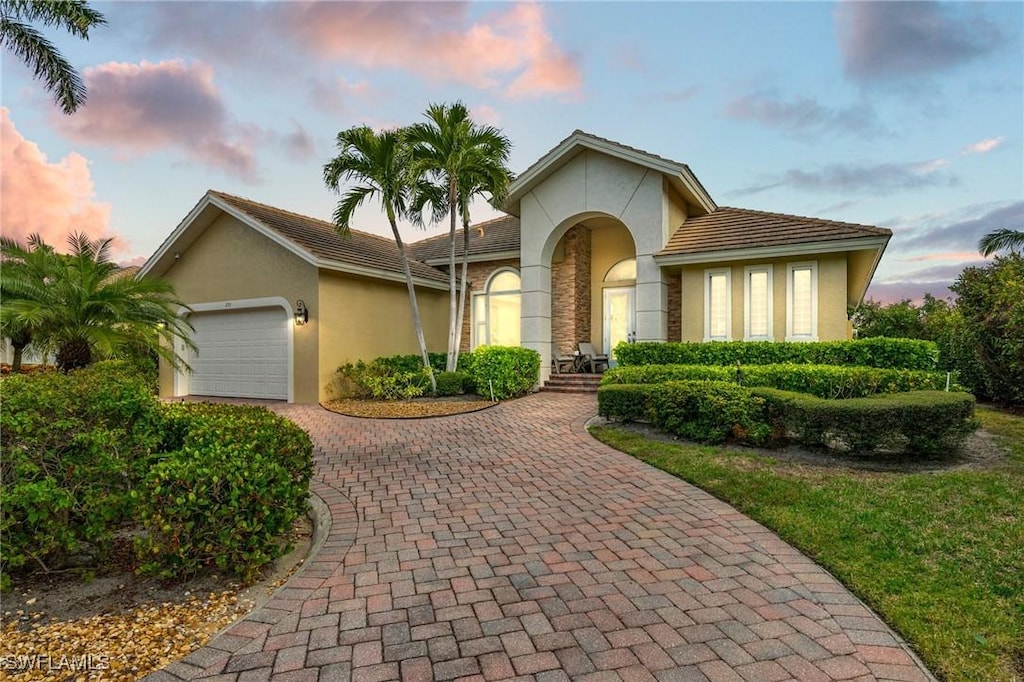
979;228;1024;257
0;16;85;113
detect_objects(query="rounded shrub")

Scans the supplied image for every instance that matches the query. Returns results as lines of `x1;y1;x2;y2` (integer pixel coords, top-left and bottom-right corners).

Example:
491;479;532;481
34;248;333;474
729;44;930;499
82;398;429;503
471;346;540;399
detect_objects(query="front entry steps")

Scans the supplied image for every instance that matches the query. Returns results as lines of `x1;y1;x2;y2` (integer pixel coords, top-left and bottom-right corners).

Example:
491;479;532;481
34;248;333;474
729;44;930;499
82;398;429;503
541;373;603;394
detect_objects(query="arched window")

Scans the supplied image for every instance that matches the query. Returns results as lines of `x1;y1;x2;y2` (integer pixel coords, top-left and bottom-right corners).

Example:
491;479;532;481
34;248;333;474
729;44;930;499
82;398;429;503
472;269;521;348
604;258;637;282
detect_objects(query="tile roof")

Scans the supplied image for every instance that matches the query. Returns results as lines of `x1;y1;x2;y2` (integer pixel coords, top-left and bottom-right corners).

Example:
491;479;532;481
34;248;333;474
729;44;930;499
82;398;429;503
209;191;449;283
407;214;521;262
658;207;891;257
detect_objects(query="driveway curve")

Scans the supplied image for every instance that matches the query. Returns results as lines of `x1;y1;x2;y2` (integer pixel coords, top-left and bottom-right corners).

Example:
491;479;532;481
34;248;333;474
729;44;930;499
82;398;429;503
150;393;932;682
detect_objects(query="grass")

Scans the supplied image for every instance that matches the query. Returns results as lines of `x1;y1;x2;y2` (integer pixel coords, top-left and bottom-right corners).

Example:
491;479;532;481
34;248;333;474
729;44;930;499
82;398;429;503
590;404;1023;682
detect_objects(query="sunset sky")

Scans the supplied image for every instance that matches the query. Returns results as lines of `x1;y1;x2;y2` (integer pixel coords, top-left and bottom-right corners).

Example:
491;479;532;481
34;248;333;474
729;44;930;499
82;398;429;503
2;1;1021;302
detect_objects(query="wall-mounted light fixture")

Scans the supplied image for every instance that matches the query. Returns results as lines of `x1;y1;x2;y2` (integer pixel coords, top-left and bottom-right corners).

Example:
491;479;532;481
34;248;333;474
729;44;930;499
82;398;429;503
294;299;309;326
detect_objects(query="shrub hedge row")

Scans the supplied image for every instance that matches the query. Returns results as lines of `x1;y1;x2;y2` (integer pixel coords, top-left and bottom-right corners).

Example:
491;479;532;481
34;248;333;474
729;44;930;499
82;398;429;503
613;338;939;370
597;381;976;455
0;362;314;586
331;346;539;401
602;363;956;399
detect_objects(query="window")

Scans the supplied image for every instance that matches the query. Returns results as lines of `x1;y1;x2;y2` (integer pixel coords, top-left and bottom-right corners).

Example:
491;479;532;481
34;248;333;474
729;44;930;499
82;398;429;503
703;268;732;341
472;269;521;348
604;258;637;282
744;265;773;340
786;262;817;341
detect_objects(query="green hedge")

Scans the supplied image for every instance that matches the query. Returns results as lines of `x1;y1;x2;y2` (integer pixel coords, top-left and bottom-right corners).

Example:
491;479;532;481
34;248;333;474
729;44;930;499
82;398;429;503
602;363;956;398
0;364;314;586
753;388;978;456
0;362;164;579
598;382;977;455
472;346;541;400
599;381;772;446
330;353;476;400
614;338;939;370
136;404;312;581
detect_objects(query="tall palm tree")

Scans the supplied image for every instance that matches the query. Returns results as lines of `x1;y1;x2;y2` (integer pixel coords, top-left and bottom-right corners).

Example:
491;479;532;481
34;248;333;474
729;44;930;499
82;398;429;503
405;102;512;371
1;0;106;114
324;125;436;392
1;233;194;372
979;228;1024;257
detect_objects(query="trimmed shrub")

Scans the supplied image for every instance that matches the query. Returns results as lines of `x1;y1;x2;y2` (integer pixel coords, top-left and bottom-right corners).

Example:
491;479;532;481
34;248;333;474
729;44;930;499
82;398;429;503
614;337;939;370
1;362;164;577
136;404;313;581
597;384;656;423
471;346;540;399
602;363;956;398
650;381;773;446
752;388;977;455
434;371;469;396
599;381;773;446
328;360;430;400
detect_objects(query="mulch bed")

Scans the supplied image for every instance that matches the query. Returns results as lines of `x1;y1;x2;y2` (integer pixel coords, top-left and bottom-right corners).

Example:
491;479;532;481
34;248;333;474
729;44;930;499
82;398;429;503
322;395;495;418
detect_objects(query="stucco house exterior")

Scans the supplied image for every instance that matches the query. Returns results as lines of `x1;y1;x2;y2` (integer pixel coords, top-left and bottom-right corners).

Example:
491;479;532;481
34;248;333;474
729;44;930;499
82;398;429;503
142;130;890;403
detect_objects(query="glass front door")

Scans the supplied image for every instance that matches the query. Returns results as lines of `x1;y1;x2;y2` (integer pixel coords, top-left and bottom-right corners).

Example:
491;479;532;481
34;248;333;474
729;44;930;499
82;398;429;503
603;286;636;360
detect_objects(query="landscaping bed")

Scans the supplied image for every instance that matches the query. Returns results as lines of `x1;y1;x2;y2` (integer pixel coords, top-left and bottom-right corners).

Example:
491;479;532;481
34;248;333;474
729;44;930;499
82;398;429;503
323;395;494;418
589;404;1024;682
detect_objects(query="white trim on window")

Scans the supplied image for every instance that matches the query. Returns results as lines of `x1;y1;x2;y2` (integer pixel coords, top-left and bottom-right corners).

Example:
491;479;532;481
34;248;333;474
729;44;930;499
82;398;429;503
703;267;732;342
786;261;818;341
743;265;773;341
472;267;521;349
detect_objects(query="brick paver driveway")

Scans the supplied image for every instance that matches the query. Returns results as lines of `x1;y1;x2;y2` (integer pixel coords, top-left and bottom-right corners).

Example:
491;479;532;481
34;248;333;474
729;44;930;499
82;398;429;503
152;393;932;682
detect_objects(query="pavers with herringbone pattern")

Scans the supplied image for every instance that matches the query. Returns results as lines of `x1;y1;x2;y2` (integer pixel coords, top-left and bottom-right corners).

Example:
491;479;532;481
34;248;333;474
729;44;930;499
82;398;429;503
147;393;933;681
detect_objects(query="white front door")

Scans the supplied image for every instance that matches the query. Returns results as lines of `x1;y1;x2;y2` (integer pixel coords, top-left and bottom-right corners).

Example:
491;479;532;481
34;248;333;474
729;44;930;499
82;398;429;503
603;286;636;359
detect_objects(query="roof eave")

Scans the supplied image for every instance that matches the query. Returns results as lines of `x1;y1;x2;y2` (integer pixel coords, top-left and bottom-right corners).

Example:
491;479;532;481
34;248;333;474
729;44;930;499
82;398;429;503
421;249;521;267
317;258;449;290
653;236;890;266
852;234;892;308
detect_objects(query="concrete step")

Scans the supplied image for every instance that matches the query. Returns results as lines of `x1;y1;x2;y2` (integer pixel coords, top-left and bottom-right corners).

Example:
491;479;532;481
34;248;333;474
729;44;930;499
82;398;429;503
541;373;603;393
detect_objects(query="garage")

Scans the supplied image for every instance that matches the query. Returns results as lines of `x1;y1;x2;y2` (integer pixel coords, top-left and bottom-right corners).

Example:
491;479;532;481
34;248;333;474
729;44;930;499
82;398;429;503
186;307;289;400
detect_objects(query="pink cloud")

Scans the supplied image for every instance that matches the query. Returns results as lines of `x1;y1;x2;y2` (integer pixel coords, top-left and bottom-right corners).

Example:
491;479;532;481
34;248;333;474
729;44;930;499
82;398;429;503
471;104;501;125
906;251;983;262
308;77;373;114
0;108;121;253
281;1;580;98
961;137;1005;155
54;60;260;181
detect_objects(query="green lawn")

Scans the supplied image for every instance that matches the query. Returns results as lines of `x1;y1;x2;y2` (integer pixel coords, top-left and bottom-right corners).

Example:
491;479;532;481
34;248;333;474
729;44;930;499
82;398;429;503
590;404;1023;682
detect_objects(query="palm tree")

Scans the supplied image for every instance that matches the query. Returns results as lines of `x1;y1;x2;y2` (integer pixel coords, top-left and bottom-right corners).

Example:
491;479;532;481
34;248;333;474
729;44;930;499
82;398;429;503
1;233;194;372
405;102;512;371
979;228;1024;257
0;233;55;371
324;125;436;393
0;0;106;114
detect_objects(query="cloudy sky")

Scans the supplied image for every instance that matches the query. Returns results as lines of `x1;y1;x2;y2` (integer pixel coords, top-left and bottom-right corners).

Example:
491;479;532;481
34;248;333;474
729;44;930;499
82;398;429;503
2;1;1021;302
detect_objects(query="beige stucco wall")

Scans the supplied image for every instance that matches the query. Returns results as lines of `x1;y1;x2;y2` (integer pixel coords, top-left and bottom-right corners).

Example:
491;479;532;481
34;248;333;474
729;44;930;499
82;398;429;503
317;271;448;401
679;252;850;342
156;213;320;402
589;222;637;352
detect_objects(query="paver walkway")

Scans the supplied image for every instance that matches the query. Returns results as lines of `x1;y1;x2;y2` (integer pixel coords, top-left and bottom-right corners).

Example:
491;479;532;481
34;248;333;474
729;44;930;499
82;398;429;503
151;393;933;682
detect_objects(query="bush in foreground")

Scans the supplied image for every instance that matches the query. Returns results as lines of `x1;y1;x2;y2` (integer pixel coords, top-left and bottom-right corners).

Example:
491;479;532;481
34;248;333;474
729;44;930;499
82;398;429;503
0;362;164;577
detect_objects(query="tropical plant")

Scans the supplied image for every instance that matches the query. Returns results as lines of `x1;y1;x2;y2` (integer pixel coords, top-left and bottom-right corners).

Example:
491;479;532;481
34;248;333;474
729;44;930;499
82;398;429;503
0;232;194;372
978;228;1024;257
406;101;512;371
0;0;106;114
0;233;55;371
323;125;436;392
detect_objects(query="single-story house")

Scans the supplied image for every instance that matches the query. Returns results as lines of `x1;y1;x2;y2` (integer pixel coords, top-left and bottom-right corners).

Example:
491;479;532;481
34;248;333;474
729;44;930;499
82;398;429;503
141;130;891;403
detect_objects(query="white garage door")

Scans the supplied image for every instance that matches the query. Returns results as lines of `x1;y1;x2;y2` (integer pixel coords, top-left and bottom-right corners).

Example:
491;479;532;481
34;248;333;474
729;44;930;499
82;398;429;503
188;308;289;400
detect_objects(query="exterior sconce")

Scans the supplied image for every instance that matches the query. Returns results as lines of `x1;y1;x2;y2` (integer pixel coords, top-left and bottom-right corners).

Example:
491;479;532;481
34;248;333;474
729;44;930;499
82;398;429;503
294;300;309;326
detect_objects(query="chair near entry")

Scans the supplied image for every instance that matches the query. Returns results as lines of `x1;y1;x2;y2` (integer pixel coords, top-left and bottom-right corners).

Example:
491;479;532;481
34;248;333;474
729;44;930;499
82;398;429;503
577;342;609;373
